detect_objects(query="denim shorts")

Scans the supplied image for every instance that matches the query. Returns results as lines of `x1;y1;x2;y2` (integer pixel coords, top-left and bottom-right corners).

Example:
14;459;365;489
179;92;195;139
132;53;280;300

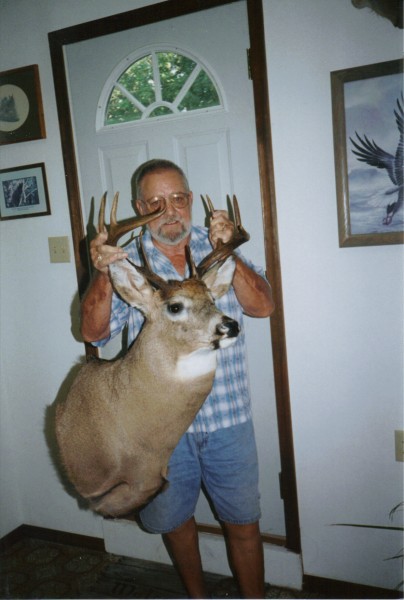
139;419;261;533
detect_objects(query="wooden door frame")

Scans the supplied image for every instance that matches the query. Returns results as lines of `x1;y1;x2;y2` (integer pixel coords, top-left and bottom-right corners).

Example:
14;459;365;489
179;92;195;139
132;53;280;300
49;0;301;554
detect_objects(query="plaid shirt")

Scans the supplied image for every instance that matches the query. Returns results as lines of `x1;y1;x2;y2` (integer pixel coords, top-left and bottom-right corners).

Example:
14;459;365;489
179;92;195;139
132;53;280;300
94;226;267;433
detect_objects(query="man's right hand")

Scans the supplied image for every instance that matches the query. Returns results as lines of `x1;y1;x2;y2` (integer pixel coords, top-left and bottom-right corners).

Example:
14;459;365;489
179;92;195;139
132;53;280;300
90;231;128;274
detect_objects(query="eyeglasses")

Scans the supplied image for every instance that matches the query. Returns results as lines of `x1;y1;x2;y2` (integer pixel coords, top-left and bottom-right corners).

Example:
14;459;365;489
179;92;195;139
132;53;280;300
143;192;190;212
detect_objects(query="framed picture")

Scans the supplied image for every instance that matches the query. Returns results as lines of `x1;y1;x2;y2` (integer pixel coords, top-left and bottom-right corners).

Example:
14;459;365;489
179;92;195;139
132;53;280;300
331;59;403;247
0;65;46;145
0;163;51;221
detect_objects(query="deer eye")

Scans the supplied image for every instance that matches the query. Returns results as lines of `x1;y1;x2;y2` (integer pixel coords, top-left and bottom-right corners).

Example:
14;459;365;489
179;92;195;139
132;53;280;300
168;302;184;314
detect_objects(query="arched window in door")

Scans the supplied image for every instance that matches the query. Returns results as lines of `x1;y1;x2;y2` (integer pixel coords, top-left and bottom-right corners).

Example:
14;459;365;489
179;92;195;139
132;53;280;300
98;48;223;128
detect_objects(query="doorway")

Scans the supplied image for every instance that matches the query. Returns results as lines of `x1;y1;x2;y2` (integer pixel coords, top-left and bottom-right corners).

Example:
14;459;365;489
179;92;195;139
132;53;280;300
49;0;300;553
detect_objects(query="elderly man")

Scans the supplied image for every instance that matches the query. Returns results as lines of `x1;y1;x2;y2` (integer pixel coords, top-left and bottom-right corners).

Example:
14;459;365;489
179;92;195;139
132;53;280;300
81;159;274;599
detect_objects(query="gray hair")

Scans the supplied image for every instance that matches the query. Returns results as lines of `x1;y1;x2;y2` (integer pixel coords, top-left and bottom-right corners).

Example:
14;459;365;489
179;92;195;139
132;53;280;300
131;159;189;200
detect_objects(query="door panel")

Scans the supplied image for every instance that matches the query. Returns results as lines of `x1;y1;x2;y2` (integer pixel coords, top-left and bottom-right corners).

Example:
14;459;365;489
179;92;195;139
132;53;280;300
66;1;285;536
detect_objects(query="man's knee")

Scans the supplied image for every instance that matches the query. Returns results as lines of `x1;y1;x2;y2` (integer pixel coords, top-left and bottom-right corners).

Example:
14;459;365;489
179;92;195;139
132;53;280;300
164;516;197;542
222;520;261;542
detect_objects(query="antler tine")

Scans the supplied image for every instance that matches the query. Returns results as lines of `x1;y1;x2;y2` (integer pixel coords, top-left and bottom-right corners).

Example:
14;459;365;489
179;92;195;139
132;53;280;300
133;232;171;292
231;194;250;241
110;191;120;230
98;192;166;247
98;192;108;234
197;194;250;277
185;245;198;279
205;194;215;216
137;231;152;272
231;194;240;225
134;236;196;291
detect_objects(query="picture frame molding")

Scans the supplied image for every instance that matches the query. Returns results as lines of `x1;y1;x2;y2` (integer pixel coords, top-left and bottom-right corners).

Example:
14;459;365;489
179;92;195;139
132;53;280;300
331;58;403;247
0;162;51;221
0;64;46;145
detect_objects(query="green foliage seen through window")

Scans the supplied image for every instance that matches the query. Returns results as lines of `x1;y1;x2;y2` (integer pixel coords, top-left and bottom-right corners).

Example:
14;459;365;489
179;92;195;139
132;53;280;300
105;51;220;125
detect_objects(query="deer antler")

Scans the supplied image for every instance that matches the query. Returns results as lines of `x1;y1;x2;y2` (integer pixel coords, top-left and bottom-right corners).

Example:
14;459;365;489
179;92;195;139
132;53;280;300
134;236;198;291
98;192;248;286
98;192;166;246
197;194;250;276
131;233;172;292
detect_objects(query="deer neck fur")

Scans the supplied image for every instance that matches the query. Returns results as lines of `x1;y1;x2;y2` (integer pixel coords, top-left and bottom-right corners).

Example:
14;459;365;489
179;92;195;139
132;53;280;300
122;319;217;407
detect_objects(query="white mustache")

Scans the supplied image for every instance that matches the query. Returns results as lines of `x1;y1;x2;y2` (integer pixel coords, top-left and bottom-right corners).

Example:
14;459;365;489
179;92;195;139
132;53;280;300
160;217;184;226
147;213;192;246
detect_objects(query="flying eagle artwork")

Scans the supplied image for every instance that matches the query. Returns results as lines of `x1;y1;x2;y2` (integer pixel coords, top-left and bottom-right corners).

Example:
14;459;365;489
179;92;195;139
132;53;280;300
350;93;403;226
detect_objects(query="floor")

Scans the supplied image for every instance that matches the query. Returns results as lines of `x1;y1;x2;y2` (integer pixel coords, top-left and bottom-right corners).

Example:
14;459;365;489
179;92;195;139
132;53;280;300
0;534;325;599
2;531;400;600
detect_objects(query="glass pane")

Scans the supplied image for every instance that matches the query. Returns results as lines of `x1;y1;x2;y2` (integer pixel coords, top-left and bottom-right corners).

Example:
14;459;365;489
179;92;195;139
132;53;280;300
105;88;142;124
158;52;196;103
104;51;222;126
149;106;173;118
178;70;220;111
117;55;155;107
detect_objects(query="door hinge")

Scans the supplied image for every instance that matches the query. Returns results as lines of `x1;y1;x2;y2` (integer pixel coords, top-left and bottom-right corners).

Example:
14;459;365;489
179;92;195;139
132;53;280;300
246;48;252;80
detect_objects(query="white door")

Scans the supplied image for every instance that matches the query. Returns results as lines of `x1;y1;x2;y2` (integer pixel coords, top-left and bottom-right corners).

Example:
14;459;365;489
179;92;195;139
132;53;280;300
65;2;285;537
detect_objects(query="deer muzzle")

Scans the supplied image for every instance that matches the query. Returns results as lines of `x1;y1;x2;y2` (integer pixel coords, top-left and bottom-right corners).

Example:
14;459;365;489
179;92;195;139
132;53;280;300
214;316;240;349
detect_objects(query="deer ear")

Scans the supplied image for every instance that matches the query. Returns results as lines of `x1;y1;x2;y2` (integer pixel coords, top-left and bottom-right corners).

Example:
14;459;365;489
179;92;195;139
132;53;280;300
202;256;236;299
109;259;154;311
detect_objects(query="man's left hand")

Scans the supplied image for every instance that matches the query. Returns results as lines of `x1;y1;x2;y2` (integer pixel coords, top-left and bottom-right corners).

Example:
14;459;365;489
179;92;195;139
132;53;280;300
209;210;235;248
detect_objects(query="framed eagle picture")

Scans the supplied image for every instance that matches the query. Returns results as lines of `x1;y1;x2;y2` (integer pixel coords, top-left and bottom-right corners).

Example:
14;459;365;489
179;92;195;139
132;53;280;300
331;59;403;247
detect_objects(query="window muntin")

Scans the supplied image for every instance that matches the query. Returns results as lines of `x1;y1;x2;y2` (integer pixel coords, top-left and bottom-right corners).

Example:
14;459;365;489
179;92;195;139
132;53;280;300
103;50;222;126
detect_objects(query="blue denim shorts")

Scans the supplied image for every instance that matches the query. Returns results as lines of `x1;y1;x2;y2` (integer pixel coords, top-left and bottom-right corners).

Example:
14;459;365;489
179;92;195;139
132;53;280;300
139;420;261;533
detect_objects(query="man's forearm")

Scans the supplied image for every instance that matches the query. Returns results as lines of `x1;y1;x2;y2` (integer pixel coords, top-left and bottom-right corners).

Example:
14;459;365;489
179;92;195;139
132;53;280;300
80;271;114;342
232;257;275;318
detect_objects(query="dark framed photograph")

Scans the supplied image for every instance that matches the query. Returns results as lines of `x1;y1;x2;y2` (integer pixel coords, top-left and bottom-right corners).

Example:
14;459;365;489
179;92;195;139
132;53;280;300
0;163;51;220
331;59;403;247
0;65;46;145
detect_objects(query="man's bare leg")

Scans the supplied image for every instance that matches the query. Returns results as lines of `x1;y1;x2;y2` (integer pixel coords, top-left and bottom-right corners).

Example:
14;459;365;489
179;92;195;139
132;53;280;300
163;516;208;599
223;521;265;599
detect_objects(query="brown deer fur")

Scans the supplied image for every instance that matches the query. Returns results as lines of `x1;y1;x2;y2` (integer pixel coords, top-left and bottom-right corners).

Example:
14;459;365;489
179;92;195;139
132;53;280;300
55;256;239;517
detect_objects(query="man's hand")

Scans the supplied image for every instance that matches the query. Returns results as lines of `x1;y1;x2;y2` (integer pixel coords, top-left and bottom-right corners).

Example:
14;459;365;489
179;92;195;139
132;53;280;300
208;210;275;318
209;210;235;248
90;230;128;274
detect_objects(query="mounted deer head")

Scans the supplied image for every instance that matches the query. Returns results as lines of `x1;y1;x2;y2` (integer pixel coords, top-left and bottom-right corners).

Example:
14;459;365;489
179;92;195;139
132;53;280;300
55;193;249;516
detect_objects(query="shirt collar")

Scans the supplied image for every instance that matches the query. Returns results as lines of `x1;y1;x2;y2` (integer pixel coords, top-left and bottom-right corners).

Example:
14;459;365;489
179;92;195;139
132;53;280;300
141;227;198;280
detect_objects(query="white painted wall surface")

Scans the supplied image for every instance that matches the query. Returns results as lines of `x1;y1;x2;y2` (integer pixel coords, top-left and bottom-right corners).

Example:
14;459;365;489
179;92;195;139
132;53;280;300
0;0;402;591
264;0;403;589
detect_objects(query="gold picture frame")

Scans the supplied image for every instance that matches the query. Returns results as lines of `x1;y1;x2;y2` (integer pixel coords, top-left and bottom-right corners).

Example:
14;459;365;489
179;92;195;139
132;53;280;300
331;59;403;247
0;65;46;145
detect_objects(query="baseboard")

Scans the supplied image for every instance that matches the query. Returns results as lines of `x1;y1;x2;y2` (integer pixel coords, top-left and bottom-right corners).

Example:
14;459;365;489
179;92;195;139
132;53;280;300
304;574;403;599
0;524;105;554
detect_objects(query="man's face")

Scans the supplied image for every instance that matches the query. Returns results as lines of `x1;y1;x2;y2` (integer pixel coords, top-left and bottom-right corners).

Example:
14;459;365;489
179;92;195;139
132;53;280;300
136;169;193;246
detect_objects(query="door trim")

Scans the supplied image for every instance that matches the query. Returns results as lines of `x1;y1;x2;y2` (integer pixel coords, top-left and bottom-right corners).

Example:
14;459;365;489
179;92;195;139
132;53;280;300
48;0;301;554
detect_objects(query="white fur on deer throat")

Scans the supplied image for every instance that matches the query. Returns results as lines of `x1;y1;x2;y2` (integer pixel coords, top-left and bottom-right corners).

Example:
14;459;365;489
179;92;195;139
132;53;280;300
175;336;237;381
175;348;216;380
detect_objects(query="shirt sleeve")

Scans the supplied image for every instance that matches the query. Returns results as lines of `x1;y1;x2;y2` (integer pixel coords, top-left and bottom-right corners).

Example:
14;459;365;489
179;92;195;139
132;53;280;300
92;291;130;348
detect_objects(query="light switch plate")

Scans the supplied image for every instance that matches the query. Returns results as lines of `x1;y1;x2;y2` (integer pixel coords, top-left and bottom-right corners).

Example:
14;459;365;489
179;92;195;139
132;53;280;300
48;236;70;263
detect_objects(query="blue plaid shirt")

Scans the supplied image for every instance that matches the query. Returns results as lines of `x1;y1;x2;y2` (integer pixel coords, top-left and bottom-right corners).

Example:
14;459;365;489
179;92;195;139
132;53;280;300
94;226;267;433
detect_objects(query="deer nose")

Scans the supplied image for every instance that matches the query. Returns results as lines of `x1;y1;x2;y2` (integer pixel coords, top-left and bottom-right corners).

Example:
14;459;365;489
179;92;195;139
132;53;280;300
216;316;240;338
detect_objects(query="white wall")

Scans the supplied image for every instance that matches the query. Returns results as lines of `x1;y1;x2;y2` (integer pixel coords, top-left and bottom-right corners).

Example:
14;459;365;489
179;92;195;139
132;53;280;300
0;0;402;591
264;0;403;590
